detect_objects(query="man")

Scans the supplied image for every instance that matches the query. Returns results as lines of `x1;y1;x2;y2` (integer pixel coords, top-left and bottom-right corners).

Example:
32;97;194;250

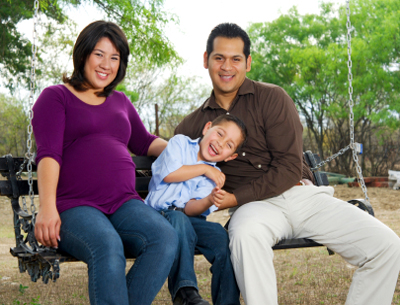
175;23;400;305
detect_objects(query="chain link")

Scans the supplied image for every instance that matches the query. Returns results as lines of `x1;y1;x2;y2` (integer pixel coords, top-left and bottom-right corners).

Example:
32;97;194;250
346;0;370;204
16;158;29;213
25;0;40;220
311;145;352;171
311;1;369;204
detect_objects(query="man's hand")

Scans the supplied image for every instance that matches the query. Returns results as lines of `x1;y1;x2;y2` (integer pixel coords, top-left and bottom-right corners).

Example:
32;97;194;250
301;178;313;185
216;192;238;211
34;205;61;249
204;167;225;188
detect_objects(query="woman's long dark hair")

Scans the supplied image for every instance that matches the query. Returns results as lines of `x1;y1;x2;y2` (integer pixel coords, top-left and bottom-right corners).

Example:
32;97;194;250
63;20;130;97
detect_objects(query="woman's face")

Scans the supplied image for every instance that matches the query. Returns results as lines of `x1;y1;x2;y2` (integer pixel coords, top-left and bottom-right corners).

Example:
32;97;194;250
83;37;120;91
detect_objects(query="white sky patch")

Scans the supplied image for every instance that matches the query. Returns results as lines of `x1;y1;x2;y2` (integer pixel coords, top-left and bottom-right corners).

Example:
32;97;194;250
15;0;328;86
162;0;326;84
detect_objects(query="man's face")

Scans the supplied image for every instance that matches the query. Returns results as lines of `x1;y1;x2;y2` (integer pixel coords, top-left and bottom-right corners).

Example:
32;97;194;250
204;37;251;98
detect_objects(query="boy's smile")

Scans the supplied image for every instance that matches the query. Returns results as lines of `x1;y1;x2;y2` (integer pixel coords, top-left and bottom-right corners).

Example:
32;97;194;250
198;121;242;163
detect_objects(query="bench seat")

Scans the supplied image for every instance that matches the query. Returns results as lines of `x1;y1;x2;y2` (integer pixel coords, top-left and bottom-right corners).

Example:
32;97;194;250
0;153;374;283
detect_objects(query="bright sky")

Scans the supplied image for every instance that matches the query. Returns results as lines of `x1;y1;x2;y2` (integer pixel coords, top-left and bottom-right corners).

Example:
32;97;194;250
162;0;327;83
13;0;334;92
62;0;330;85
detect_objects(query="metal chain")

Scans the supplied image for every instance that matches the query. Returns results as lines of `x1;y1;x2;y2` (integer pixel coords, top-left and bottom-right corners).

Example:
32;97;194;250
16;158;30;212
25;0;40;219
346;0;369;204
311;1;369;204
311;144;352;170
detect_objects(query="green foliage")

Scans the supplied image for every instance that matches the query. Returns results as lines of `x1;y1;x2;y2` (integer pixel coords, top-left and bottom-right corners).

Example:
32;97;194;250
0;0;180;93
0;94;30;157
5;284;43;305
127;69;209;139
18;284;28;294
91;0;181;68
151;75;209;139
34;17;78;90
0;0;74;92
116;83;139;103
247;0;400;173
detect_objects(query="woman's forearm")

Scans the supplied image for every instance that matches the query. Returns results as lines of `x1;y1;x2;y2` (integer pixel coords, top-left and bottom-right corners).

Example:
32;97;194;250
37;157;60;209
147;138;168;157
35;157;62;248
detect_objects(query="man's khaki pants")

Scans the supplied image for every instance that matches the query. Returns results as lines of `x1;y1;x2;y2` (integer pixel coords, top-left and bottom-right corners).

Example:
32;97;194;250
229;185;400;305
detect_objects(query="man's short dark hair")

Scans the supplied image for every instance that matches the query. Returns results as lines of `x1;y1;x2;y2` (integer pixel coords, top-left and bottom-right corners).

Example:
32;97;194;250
206;23;251;60
211;114;248;152
63;20;130;97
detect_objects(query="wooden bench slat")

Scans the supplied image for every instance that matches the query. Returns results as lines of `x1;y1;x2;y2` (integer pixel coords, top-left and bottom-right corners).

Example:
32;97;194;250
0;180;38;196
0;179;150;197
132;156;156;170
0;157;36;173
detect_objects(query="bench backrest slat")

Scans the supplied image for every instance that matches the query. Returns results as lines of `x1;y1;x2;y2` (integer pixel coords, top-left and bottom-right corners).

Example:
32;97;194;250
0;156;152;197
0;154;329;197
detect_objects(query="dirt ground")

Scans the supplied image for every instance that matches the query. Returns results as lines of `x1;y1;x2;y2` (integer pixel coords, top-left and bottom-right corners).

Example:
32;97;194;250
1;184;400;304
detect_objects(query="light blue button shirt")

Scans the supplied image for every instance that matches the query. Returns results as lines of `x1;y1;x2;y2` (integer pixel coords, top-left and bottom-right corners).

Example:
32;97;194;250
144;134;219;217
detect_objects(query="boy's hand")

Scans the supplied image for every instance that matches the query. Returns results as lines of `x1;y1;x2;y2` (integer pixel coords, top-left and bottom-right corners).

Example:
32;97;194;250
204;167;225;188
210;187;226;207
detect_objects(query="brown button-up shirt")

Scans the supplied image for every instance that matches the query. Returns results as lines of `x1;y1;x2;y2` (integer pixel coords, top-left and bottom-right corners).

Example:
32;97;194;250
175;78;314;206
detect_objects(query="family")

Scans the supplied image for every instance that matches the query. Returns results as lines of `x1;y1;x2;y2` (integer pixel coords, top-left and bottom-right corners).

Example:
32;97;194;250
32;20;400;305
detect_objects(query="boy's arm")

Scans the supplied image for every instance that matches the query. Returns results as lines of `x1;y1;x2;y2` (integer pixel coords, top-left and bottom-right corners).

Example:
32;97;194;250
184;187;224;216
184;197;213;216
164;164;225;188
184;186;226;216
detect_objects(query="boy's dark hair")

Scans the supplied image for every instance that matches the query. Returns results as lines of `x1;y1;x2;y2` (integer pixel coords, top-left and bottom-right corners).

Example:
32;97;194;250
211;114;248;152
63;20;130;97
206;23;251;61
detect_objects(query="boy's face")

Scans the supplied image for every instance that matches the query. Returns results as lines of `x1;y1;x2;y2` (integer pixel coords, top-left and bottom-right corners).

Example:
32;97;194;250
198;121;242;163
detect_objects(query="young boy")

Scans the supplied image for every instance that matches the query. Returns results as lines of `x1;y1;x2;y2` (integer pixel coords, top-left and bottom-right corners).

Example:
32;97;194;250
145;114;247;305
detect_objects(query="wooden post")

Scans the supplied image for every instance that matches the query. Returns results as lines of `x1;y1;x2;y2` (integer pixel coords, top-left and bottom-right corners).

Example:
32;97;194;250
155;103;159;136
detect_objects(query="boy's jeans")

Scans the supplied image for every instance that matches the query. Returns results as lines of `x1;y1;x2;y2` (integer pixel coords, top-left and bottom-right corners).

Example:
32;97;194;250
161;209;241;305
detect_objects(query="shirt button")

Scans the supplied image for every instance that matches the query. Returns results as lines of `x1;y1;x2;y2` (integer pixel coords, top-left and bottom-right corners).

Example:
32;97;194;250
242;152;246;156
226;112;230;115
258;164;262;168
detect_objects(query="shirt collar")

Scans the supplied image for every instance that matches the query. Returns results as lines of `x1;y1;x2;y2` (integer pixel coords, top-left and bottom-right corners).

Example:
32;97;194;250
202;78;254;111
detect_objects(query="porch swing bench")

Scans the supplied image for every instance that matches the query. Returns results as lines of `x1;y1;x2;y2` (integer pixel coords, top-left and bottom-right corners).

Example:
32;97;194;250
0;151;374;284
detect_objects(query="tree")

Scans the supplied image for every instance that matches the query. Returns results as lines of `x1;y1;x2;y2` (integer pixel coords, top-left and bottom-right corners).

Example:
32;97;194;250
1;0;180;93
0;0;74;92
124;68;210;139
0;94;30;156
33;16;78;91
247;0;400;174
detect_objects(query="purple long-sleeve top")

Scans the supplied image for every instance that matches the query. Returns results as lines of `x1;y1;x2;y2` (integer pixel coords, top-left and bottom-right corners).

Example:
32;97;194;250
32;85;157;214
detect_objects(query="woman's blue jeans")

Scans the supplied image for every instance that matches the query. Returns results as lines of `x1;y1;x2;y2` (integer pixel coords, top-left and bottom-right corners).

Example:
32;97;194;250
161;209;241;305
58;199;178;305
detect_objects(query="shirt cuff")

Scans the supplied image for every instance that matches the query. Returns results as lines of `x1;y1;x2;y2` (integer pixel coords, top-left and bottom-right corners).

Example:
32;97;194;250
232;186;257;206
35;151;62;168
